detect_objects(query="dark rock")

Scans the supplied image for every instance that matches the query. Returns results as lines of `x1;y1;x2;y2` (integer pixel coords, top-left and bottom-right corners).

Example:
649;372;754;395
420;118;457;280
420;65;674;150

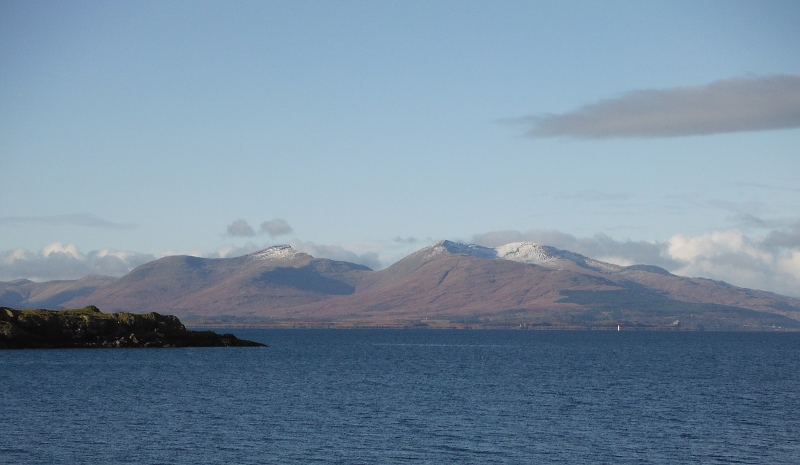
0;306;266;349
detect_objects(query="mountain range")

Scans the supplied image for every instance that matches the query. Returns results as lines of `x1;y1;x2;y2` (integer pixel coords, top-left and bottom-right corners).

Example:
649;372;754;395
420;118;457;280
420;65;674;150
3;241;800;330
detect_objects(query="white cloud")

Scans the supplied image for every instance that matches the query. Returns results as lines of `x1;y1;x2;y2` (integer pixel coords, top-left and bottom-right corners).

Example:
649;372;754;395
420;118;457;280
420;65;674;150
3;248;32;265
666;231;747;262
4;226;800;297
508;74;800;139
662;227;800;296
41;242;86;261
94;248;136;261
0;244;154;282
778;250;800;281
205;243;263;259
213;244;246;259
666;230;770;288
472;227;800;297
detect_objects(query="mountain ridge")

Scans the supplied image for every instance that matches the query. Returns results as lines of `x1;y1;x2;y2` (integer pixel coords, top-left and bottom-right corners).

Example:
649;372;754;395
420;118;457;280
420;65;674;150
2;242;799;329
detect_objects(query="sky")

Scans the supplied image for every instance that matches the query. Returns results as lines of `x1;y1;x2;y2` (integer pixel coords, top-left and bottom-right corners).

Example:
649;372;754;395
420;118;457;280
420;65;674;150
2;0;800;296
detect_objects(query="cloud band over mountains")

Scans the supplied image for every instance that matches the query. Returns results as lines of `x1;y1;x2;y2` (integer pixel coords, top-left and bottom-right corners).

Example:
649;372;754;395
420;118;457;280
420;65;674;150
3;224;800;297
1;243;154;282
0;240;381;282
510;74;800;138
471;225;800;298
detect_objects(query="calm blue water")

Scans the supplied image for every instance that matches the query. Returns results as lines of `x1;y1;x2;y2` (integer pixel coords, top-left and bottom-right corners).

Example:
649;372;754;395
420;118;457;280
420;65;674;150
2;329;799;464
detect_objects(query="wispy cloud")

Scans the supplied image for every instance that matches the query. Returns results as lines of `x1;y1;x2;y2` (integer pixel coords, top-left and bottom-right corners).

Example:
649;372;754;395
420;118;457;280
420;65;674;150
729;213;769;229
289;240;381;270
702;199;800;231
507;74;800;139
734;181;800;193
0;213;135;229
558;190;636;202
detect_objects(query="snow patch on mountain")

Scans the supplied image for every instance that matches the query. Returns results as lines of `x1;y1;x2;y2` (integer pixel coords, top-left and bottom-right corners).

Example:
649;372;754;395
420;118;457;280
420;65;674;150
495;242;623;272
418;240;626;273
417;240;495;261
248;245;298;261
495;242;587;268
440;241;496;258
495;242;569;264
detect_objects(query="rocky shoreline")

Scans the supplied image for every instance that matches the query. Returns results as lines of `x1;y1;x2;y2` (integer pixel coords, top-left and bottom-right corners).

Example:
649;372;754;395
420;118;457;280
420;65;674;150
0;306;266;349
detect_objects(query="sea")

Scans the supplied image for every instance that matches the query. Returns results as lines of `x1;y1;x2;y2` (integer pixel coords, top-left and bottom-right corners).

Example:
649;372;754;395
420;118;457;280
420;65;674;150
2;329;799;464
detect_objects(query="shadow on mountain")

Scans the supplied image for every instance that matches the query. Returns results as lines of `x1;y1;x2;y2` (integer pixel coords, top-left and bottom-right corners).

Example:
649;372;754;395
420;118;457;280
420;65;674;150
257;266;356;295
31;287;103;309
558;289;800;329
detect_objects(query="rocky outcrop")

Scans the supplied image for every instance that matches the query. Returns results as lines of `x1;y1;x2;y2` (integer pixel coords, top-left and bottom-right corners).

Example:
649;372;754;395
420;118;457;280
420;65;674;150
0;306;265;349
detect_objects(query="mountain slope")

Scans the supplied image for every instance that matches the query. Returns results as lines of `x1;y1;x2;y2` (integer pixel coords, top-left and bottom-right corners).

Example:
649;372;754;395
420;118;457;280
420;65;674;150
61;245;371;317
4;241;800;329
289;241;800;329
415;241;800;318
0;276;116;309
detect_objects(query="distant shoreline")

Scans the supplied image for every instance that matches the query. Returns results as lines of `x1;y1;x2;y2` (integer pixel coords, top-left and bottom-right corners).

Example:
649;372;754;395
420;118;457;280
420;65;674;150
184;318;800;332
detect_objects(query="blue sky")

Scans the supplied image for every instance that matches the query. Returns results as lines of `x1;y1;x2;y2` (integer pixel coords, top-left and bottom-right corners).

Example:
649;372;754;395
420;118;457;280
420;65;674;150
2;1;800;296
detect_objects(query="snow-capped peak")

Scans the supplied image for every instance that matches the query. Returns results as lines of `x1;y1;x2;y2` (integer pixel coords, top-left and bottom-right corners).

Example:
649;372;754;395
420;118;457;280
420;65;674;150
418;240;496;260
249;245;298;261
421;240;574;263
495;241;623;271
496;242;552;262
439;240;496;258
415;240;622;272
495;242;582;264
